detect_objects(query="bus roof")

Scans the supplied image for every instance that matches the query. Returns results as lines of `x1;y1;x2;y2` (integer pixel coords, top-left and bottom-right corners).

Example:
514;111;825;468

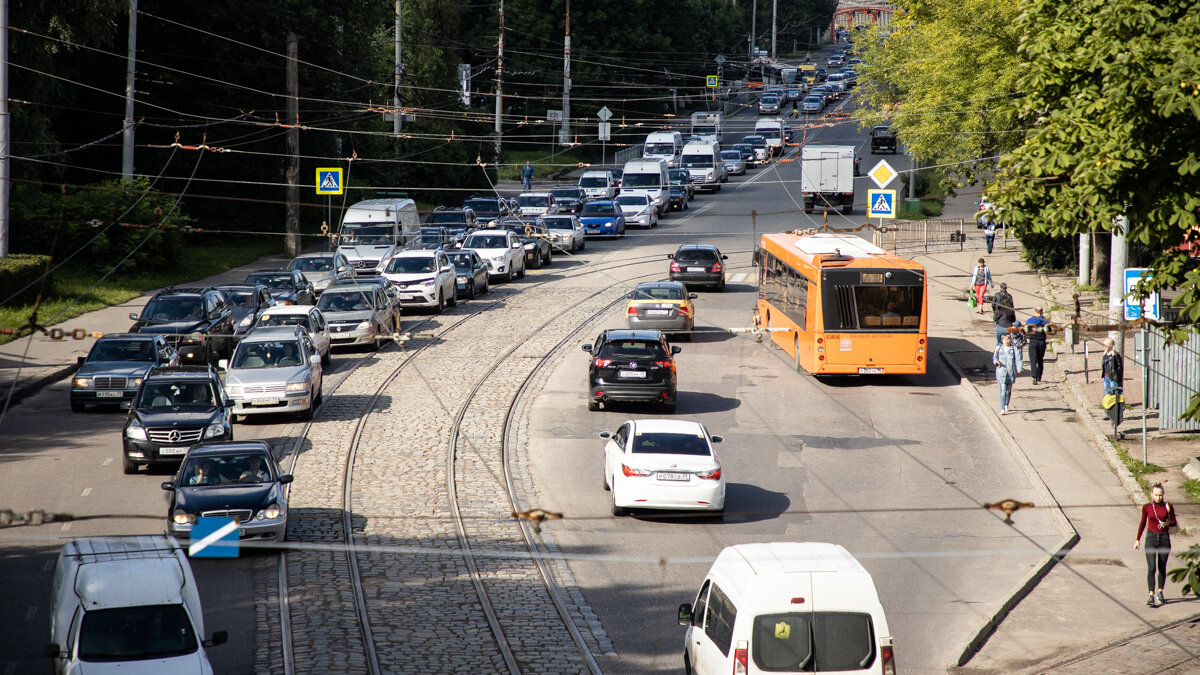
762;231;923;271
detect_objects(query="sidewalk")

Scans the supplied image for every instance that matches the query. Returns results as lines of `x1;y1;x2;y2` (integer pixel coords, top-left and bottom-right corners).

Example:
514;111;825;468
916;201;1200;672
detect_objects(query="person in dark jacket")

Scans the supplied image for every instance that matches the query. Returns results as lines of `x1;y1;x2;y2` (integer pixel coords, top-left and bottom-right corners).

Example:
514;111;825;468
1025;307;1049;384
1102;337;1123;394
992;282;1015;346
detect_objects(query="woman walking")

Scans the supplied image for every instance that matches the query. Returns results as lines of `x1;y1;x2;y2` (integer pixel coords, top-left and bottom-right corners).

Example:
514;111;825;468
1102;337;1124;394
971;258;992;315
1135;483;1177;606
993;333;1022;414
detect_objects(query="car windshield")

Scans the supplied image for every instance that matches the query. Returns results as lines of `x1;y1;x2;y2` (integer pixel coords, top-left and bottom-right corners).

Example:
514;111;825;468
597;339;669;360
289;257;334;272
462;235;508;249
221;290;258;309
386;256;438;274
551;188;582;199
89;340;157;362
317;292;373;312
257;314;311;330
621;173;661;188
721;151;742;160
581;203;616;216
630;432;710;456
427;211;468;225
245;274;293;290
761;95;779;104
341;223;395;245
418;229;444;245
447;254;476;269
579;177;608;187
141;297;203;322
744;137;766;147
734;145;752;153
751;612;875;672
137;381;217;410
231;340;306;369
633;286;684;300
644;143;675;156
517;195;549;207
541;217;575;232
615;195;648;207
77;604;198;662
181;453;274;486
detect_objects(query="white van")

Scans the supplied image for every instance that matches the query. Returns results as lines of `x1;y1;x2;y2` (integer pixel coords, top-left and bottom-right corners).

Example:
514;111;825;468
46;536;226;674
337;198;421;276
619;159;670;217
643;131;685;168
755;118;786;156
678;542;895;675
578;170;617;199
681;141;724;192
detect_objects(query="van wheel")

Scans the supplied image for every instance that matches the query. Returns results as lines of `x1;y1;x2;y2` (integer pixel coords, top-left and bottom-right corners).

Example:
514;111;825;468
122;456;138;475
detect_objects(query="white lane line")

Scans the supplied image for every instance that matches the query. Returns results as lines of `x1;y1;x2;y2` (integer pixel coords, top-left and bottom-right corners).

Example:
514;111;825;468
188;519;239;557
731;273;749;283
102;457;113;466
80;487;92;497
43;559;54;572
24;606;36;620
61;522;71;531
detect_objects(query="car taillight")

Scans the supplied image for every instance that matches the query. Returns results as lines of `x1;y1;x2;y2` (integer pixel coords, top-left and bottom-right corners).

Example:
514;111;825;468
697;466;721;480
622;464;651;477
594;358;613;367
711;261;723;273
670;261;682;272
881;644;896;675
733;644;748;673
653;360;673;368
628;306;638;315
676;306;691;316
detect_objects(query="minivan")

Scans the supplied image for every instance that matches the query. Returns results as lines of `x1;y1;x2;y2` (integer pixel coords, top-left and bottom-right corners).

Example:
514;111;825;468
643;131;685;168
680;142;724;192
337;198;421;275
620;159;671;217
678;542;895;675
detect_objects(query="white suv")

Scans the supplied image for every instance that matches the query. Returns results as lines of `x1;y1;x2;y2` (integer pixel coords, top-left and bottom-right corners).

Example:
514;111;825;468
516;192;560;217
461;229;526;282
254;304;332;365
380;250;458;313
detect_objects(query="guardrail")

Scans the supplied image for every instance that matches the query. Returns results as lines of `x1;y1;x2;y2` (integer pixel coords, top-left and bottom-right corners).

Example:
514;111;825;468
613;144;644;165
872;218;970;254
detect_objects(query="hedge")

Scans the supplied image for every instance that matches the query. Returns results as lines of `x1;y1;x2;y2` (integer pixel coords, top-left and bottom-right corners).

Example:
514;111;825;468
0;254;52;307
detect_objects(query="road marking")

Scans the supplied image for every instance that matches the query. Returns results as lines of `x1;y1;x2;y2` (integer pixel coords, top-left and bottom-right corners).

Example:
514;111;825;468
102;457;112;466
61;522;71;531
80;487;91;497
25;606;36;620
188;519;239;557
730;273;749;283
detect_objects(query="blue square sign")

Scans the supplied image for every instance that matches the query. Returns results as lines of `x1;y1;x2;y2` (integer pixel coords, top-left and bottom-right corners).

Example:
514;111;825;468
867;189;896;219
189;517;239;558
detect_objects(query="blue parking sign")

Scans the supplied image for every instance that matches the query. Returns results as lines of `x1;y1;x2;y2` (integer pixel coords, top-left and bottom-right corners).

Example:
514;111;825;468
189;517;239;558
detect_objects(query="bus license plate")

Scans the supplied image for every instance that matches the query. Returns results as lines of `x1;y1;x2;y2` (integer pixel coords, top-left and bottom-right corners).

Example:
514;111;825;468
158;446;189;456
858;367;884;374
618;370;647;378
96;391;124;398
657;472;690;482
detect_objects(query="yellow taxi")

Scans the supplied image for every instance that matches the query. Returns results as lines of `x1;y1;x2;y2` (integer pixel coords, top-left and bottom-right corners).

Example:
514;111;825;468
625;281;697;341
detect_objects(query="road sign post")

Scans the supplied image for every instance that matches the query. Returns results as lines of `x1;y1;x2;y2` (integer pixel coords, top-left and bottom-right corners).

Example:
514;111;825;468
316;168;343;245
597;106;613;165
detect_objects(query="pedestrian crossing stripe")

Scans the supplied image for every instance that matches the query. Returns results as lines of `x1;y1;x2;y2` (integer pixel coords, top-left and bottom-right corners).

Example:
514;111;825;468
315;167;344;195
866;189;896;219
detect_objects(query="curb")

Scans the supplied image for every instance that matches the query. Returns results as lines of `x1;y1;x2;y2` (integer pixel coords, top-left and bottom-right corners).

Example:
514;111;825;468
2;362;80;410
938;350;1081;668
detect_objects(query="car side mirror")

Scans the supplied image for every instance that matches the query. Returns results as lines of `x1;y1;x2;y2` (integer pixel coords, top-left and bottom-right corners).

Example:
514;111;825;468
512;242;522;249
43;643;62;658
441;266;453;273
129;312;140;321
598;431;612;439
667;253;675;260
711;435;723;443
677;603;693;626
218;359;229;371
581;344;592;352
671;346;682;355
204;631;228;648
280;474;294;484
722;255;729;260
77;356;86;365
224;398;235;408
161;482;176;491
338;266;348;273
688;293;698;299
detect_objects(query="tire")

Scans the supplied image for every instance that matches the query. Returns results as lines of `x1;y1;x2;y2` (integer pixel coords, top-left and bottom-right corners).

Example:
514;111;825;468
122;456;137;475
529;252;542;270
516;262;526;279
447;285;458;307
587;399;600;411
321;349;331;366
299;404;314;422
611;490;630;517
662;400;676;414
543;247;552;266
843;205;853;215
684;654;694;675
71;401;85;413
676;331;691;342
716;281;726;292
480;277;489;294
465;280;476;300
603;464;611;491
433;291;444;314
578;240;585;251
314;381;324;407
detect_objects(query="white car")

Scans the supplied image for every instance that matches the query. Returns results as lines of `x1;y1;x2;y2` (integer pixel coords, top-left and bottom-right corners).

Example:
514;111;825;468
578;170;617;199
539;215;586;253
220;326;323;422
601;419;725;517
516;192;559;217
254;304;332;365
615;194;658;228
380;249;458;313
460;229;527;282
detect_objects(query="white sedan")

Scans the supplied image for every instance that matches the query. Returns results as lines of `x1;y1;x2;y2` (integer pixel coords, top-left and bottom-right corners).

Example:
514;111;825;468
615;194;658;229
601;419;725;517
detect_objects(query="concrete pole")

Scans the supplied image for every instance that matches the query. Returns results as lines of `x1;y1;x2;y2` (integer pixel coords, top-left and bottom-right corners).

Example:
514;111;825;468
1108;215;1128;353
750;0;757;59
560;0;570;146
393;0;402;136
0;0;9;257
285;33;300;258
494;0;504;160
1078;232;1091;286
771;0;777;59
122;0;138;181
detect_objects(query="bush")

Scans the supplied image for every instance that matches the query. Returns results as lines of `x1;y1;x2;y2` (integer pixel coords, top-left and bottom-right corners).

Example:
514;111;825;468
0;254;53;306
1020;232;1076;271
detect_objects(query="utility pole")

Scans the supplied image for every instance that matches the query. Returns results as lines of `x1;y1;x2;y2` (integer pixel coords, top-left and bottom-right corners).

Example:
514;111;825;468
749;0;757;59
560;0;570;146
393;0;402;136
1108;215;1129;354
0;0;10;257
285;33;300;258
771;0;777;59
1078;232;1091;286
122;0;138;181
494;0;504;160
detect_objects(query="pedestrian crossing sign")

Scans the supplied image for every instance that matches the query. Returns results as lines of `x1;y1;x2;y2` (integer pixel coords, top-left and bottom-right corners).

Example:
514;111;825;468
706;75;719;88
867;189;896;219
316;168;343;195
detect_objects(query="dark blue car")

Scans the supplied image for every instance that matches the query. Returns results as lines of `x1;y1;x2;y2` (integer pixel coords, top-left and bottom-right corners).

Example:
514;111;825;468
579;200;626;238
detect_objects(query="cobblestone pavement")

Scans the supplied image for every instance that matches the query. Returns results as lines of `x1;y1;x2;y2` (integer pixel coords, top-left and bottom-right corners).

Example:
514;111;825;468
255;277;632;674
1039;615;1200;674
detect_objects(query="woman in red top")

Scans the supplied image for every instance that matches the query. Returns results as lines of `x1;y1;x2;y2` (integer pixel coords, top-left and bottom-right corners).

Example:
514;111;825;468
1134;483;1177;606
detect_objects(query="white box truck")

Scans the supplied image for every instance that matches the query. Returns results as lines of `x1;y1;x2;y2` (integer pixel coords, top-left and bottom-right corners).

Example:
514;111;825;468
643;131;684;168
755;118;786;156
801;145;856;214
46;536;226;674
681;141;724;192
337;198;421;275
690;111;722;144
619;159;670;217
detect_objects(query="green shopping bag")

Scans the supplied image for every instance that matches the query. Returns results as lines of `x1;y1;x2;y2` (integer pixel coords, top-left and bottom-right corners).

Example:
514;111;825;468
967;293;978;309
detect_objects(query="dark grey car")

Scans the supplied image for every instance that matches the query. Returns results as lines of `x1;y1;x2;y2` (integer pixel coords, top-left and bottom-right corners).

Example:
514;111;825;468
668;244;728;291
446;250;490;299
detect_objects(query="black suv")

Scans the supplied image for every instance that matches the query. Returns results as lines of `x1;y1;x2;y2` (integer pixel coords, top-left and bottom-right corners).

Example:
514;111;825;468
121;365;233;474
462;197;509;224
499;219;553;269
871;125;898;154
582;329;681;412
129;287;236;364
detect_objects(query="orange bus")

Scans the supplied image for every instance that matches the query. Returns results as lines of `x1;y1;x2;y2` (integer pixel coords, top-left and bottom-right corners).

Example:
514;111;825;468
754;231;928;375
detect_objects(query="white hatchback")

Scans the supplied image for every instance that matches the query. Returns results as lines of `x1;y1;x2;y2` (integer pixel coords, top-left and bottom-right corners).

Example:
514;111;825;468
254;304;332;365
601;419;725;517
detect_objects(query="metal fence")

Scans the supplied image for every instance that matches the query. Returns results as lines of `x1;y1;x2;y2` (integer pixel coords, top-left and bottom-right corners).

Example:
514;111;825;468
872;218;970;254
613;143;644;165
1139;327;1200;430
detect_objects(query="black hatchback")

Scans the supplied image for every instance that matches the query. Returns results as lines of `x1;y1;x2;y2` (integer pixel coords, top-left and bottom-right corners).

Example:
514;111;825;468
582;329;681;413
668;244;728;291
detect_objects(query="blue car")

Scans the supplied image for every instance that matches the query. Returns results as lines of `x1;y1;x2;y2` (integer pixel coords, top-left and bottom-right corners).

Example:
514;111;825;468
579;200;626;238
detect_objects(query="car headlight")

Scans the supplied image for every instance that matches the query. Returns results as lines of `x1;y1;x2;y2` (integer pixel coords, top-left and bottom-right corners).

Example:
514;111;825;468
203;423;226;439
605;221;614;227
182;333;203;343
257;503;284;520
73;377;91;389
131;377;143;388
286;381;310;392
125;424;147;441
652;197;663;205
706;172;714;180
226;385;243;396
420;279;436;286
239;314;255;328
357;321;372;331
172;509;196;526
490;255;505;262
524;243;536;250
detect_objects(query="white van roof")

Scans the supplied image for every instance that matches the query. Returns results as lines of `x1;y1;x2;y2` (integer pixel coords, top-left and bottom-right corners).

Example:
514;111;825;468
344;198;416;221
65;536;189;609
711;542;885;616
726;542;866;576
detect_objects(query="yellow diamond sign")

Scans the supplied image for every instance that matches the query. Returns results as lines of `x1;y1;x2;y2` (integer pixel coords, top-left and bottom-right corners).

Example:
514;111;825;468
868;160;898;189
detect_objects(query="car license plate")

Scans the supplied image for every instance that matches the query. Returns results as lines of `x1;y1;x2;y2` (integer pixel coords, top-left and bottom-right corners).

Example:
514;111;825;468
645;309;671;316
858;367;884;374
250;397;280;406
657;472;690;482
618;370;647;379
158;446;189;456
687;266;706;272
397;294;415;300
96;391;123;398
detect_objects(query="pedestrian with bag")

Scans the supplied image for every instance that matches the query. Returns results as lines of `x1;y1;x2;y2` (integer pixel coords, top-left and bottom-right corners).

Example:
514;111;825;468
1025;307;1049;384
983;216;997;254
1102;337;1123;393
993;333;1022;415
970;258;992;315
521;161;535;191
1135;483;1177;607
992;282;1015;346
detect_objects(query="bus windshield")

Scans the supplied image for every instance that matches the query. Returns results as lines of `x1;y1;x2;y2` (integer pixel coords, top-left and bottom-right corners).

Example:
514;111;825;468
827;276;923;331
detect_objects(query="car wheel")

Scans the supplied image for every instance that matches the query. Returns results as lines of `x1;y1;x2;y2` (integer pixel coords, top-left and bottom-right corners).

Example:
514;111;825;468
684;653;694;675
299;404;314;422
517;262;526;279
321;349;331;366
677;331;691;342
716;281;726;292
662;401;676;414
578;239;585;251
447;285;458;307
465;280;476;300
530;252;542;269
543;247;552;265
611;489;630;517
122;456;137;475
480;277;490;294
433;291;444;314
314;382;324;407
603;463;611;491
71;401;85;413
587;398;600;411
